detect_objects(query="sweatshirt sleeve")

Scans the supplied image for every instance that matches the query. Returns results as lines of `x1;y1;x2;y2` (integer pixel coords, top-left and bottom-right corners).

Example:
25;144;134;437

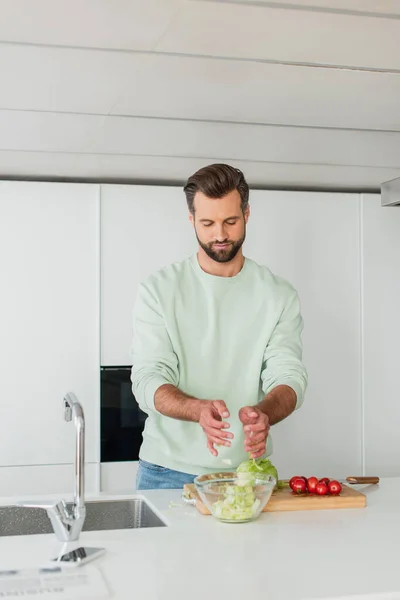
260;286;308;410
130;281;179;413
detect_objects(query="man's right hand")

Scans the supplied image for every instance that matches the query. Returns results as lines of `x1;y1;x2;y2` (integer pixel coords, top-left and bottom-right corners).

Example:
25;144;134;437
198;400;233;456
154;386;233;456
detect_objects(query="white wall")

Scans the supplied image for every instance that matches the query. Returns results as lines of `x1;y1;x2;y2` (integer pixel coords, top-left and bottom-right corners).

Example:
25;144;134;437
362;194;400;477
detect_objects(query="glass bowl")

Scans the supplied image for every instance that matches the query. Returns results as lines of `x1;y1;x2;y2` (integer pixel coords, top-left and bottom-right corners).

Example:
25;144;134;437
194;472;276;523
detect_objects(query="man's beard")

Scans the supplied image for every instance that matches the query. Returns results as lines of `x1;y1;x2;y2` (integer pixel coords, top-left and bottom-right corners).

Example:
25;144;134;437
195;229;246;264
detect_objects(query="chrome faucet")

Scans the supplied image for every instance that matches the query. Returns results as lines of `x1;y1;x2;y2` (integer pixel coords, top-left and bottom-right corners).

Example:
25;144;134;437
64;392;85;518
16;393;87;542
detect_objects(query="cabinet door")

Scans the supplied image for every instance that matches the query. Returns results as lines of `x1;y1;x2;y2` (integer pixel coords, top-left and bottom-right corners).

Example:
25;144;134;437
0;182;100;483
246;191;362;479
362;194;400;476
100;184;195;366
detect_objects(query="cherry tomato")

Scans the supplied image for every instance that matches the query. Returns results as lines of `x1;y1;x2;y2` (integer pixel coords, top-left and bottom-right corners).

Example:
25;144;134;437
328;480;342;495
289;476;301;491
315;482;328;495
319;477;330;486
306;476;319;493
292;478;307;494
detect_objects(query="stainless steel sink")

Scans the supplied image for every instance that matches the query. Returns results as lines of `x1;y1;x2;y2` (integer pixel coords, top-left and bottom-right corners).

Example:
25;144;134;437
0;498;166;537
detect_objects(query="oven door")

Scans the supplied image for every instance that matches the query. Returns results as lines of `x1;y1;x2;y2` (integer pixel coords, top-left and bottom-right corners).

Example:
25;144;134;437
100;366;147;462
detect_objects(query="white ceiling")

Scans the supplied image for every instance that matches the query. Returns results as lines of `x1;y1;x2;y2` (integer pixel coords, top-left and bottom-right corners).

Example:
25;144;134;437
0;0;399;190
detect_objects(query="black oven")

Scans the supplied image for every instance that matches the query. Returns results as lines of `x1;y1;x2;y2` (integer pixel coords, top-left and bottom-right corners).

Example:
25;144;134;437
100;366;147;462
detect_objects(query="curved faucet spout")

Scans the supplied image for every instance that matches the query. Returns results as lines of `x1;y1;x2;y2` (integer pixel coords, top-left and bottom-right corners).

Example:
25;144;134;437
17;393;87;542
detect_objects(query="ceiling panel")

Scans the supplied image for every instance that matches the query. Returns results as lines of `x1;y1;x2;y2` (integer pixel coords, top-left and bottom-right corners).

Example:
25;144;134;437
0;110;104;152
4;45;398;131
0;151;80;178
1;111;399;170
206;0;400;16
157;1;400;70
112;54;400;131
0;150;397;190
0;0;185;50
0;45;132;114
85;116;400;168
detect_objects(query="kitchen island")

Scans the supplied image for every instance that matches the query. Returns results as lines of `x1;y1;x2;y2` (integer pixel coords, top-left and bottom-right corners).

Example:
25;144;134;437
0;478;400;600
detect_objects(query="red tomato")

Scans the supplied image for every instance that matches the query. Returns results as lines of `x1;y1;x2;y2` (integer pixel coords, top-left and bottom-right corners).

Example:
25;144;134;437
289;476;301;491
315;482;328;495
319;477;330;486
307;476;319;493
328;480;342;495
292;478;307;494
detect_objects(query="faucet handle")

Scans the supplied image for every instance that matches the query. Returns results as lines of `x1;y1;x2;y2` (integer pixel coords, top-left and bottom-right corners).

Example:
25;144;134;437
15;499;79;542
64;400;73;422
16;499;64;510
16;499;70;522
15;499;70;520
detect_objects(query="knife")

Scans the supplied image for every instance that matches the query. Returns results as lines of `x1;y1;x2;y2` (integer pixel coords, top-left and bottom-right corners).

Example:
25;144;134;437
341;476;379;485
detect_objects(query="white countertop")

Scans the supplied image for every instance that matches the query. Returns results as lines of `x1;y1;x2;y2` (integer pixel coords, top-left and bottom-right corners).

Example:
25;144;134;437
1;479;400;600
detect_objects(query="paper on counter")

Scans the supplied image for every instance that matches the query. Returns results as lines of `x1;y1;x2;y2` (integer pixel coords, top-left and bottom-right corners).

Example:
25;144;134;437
0;564;110;599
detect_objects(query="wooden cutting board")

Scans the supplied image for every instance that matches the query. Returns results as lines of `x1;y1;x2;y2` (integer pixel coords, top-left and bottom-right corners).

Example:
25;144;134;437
183;482;366;514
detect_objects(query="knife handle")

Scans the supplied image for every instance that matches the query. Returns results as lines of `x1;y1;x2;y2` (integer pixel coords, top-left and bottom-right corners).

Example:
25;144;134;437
346;476;379;484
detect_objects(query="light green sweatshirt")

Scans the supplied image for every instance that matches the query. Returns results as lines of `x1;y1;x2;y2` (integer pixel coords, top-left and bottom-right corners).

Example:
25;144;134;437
130;254;307;475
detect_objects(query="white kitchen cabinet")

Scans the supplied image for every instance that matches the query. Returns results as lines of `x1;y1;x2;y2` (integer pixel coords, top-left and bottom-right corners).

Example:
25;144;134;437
100;461;138;493
0;464;99;497
0;182;100;495
246;191;362;479
362;194;400;477
100;184;196;366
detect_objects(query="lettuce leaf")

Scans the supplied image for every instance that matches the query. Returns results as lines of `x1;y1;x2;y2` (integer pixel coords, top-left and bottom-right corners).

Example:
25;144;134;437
236;457;279;488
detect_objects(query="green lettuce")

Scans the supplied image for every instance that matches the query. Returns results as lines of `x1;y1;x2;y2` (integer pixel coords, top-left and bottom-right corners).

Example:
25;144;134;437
212;484;261;521
236;457;282;488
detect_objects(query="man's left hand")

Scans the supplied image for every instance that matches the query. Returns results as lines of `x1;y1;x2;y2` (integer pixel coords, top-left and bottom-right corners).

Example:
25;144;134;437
238;406;270;459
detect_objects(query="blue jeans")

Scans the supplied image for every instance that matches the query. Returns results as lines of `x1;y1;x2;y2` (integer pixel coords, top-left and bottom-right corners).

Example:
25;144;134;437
136;459;196;490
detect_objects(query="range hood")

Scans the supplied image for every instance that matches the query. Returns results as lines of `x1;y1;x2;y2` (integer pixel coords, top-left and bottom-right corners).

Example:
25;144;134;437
381;176;400;207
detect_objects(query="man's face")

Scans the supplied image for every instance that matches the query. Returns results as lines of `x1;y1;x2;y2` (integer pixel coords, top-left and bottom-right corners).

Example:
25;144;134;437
189;189;249;263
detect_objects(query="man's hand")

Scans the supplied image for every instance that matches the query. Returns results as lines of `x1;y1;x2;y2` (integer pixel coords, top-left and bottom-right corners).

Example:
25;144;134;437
154;386;233;456
198;400;233;456
239;406;270;459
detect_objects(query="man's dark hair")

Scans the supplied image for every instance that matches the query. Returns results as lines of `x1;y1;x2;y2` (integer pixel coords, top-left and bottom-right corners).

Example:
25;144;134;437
183;163;249;215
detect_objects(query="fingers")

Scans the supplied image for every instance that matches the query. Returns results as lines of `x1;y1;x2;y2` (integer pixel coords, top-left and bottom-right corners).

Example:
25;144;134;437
212;400;230;419
243;412;269;454
201;403;231;430
244;420;269;433
245;439;266;454
200;402;232;455
207;439;218;457
203;421;233;449
248;445;266;459
206;434;232;457
244;431;267;448
239;406;259;425
244;424;270;445
207;430;232;447
206;418;230;430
